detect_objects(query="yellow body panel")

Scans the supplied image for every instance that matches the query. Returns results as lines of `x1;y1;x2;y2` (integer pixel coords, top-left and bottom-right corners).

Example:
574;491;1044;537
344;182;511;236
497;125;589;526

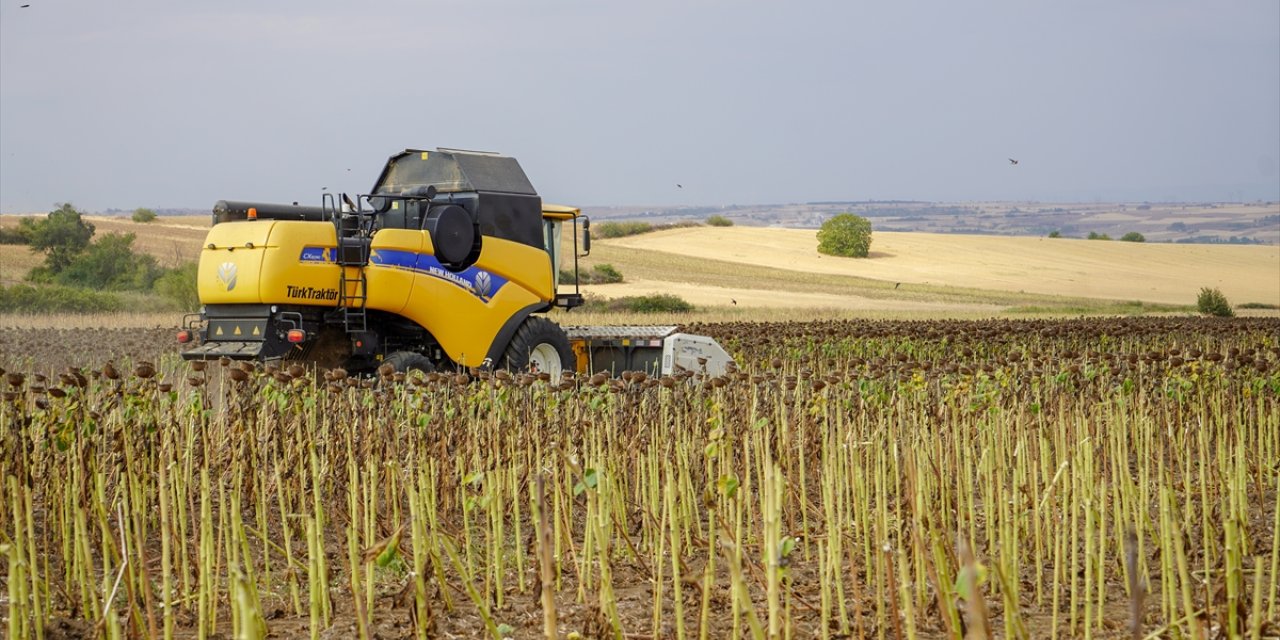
365;232;553;366
200;221;346;306
198;221;275;305
264;222;346;305
365;229;424;314
200;219;556;365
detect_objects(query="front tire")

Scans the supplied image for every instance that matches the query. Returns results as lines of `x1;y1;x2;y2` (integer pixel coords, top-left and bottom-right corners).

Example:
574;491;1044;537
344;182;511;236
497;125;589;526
383;351;434;374
501;317;575;378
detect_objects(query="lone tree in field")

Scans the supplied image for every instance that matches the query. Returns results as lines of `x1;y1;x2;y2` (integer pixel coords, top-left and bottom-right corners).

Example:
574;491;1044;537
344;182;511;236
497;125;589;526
19;203;95;273
1197;287;1233;317
817;213;872;258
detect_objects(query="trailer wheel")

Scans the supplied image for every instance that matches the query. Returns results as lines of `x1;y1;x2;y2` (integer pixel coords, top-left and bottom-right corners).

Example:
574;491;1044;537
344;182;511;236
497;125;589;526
383;351;434;374
501;317;575;378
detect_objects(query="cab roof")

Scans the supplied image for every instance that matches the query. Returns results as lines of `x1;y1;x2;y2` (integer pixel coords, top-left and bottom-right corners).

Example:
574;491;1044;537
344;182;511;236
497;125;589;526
542;204;581;220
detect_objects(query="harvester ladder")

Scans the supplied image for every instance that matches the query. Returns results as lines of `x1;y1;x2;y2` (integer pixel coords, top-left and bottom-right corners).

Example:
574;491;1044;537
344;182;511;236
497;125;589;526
338;267;368;333
330;201;371;334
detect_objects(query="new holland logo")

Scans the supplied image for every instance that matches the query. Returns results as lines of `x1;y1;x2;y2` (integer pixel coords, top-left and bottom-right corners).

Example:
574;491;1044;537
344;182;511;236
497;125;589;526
473;271;493;299
216;262;238;291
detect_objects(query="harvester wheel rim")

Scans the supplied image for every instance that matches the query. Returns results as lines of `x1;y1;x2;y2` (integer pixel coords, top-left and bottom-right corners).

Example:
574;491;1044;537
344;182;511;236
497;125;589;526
528;343;562;377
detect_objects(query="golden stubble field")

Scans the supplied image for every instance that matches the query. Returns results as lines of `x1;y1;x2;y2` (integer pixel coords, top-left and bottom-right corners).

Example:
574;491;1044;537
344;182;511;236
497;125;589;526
605;227;1280;308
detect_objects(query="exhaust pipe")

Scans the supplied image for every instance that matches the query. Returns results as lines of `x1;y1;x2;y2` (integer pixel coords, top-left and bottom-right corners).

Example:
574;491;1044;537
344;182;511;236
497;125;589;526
212;200;329;224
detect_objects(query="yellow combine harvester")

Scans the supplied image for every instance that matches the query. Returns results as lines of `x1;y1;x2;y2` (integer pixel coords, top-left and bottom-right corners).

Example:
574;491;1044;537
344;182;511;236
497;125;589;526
179;148;732;377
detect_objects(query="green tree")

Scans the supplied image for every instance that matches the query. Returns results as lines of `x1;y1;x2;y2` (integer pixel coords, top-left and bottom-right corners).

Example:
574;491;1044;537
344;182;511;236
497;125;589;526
19;203;95;273
1120;232;1145;242
706;214;733;227
817;213;872;257
1047;230;1062;238
48;232;162;290
1196;287;1233;317
1087;231;1111;241
132;207;158;223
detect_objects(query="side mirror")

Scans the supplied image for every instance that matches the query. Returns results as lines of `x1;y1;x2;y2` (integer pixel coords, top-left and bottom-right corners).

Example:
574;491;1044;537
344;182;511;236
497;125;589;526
581;218;591;256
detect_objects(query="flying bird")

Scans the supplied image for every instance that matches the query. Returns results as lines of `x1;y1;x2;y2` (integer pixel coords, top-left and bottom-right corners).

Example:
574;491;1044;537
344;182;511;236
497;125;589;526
731;299;737;306
1008;158;1019;165
894;282;901;289
676;184;683;188
21;3;31;6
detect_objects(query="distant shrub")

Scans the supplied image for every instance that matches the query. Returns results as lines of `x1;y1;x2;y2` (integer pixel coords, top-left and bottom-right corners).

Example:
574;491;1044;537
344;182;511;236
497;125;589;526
584;293;693;313
622;294;693;313
0;226;30;245
1087;232;1112;241
594;220;702;239
591;263;623;283
706;215;733;227
595;221;655;238
1047;230;1062;238
0;283;125;314
132;208;157;223
1120;232;1146;242
1237;302;1279;310
559;263;624;285
1197;287;1234;317
153;262;200;311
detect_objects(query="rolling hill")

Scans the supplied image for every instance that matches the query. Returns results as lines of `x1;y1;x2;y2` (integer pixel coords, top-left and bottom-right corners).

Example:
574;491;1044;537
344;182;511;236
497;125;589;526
597;226;1279;309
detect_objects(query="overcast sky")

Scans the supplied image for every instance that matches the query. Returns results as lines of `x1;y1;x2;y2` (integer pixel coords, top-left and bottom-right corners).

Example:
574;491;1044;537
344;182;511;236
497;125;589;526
1;1;1277;213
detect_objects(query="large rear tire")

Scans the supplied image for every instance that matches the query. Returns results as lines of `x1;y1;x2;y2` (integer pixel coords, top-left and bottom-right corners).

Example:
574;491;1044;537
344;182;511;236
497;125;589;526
383;351;434;374
500;317;575;378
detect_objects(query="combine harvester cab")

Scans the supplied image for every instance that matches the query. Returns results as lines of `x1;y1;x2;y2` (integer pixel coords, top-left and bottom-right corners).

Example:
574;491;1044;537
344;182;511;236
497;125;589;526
180;148;733;377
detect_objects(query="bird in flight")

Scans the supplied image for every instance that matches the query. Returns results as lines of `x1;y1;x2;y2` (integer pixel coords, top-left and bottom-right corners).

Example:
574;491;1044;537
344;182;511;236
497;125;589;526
894;282;901;289
676;184;683;189
1008;158;1019;165
21;3;31;6
731;299;737;305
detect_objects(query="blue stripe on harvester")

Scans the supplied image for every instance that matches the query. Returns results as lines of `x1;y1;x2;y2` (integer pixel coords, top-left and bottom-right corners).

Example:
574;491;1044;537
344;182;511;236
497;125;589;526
370;249;508;302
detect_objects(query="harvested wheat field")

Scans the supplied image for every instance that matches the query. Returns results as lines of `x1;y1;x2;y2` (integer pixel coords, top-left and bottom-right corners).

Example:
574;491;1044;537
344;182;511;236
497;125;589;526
2;316;1278;639
80;216;209;267
607;227;1280;307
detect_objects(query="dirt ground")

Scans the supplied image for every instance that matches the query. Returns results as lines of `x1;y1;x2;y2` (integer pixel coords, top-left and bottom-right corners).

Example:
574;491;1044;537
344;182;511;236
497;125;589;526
5;318;1280;639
